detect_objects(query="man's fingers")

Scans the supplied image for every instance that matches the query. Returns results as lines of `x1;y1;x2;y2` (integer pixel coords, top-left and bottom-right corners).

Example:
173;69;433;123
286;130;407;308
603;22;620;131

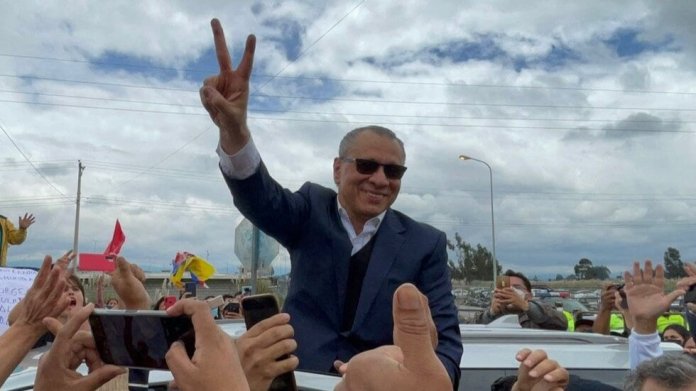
166;299;220;347
211;18;232;72
666;289;686;304
58;304;94;340
44;317;64;336
237;34;256;80
392;283;438;369
644;260;654;284
32;256;52;287
78;365;126;390
166;340;196;375
115;256;131;275
244;313;291;338
515;348;533;363
631;261;641;283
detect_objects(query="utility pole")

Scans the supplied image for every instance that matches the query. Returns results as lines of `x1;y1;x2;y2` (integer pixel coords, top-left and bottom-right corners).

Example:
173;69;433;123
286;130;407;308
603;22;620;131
250;226;259;294
71;160;85;271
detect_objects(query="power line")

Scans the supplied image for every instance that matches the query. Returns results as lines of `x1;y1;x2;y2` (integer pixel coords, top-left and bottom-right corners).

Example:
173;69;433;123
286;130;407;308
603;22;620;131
2;52;696;96
0;119;69;198
4;88;696;124
2;98;695;134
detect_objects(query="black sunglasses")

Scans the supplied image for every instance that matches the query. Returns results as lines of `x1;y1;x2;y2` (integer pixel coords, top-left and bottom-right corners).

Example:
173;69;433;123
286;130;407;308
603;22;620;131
340;157;407;180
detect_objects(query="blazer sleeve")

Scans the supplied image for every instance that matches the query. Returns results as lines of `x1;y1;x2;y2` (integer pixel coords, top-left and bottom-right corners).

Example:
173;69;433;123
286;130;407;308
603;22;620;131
221;161;310;248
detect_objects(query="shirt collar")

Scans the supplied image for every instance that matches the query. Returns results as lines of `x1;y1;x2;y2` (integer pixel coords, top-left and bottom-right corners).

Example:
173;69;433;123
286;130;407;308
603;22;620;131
336;198;387;236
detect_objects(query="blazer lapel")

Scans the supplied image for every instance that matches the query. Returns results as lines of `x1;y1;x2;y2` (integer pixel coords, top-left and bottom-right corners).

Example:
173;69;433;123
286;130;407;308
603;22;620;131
351;210;405;331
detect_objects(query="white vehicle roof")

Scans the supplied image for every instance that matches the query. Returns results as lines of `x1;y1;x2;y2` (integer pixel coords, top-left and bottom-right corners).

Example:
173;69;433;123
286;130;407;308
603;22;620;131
2;316;682;391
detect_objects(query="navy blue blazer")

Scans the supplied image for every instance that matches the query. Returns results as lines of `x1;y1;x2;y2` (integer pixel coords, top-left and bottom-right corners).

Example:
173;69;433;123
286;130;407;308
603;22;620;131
223;162;462;387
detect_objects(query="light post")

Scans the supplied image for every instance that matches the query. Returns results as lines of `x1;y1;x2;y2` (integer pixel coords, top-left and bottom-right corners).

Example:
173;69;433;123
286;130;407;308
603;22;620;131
458;155;497;287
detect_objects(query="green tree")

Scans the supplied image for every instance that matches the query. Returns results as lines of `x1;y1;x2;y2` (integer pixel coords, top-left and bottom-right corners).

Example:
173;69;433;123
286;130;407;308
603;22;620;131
574;258;593;280
447;232;502;282
586;265;611;280
555;274;564;281
664;247;686;279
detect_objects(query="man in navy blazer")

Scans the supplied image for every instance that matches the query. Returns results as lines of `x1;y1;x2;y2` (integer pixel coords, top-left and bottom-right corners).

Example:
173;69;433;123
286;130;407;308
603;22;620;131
200;19;462;388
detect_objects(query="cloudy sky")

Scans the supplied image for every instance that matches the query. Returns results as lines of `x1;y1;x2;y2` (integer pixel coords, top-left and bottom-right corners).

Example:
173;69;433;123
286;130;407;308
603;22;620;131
2;1;696;279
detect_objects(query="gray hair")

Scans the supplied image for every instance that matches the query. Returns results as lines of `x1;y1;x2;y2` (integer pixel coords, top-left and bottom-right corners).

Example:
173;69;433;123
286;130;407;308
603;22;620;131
624;354;696;390
338;125;405;162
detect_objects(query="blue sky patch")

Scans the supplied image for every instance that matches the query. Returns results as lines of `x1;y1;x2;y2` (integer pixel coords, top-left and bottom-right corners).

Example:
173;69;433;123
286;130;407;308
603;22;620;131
262;18;304;60
89;51;179;81
361;34;581;73
605;28;674;57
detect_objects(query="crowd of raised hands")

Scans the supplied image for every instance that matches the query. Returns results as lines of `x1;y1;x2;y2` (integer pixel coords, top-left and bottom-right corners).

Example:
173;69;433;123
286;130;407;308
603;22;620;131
0;249;572;391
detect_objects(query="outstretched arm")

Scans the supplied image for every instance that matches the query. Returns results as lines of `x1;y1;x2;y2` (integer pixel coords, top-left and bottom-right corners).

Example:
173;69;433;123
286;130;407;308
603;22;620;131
200;19;256;155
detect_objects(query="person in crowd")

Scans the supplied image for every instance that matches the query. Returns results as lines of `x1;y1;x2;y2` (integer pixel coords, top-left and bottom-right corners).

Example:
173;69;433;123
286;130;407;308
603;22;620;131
685;337;696;354
624;353;696;391
656;311;687;334
200;18;461;386
662;324;690;347
0;213;35;266
622;260;694;368
574;315;595;333
476;270;567;330
592;283;631;337
153;296;168;310
0;256;68;387
105;297;119;309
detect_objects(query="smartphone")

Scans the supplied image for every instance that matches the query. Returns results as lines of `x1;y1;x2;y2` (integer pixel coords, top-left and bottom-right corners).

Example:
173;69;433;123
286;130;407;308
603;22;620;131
184;282;197;297
496;275;510;289
685;284;696;304
89;309;195;370
163;296;177;309
223;302;240;313
241;294;297;391
614;284;629;310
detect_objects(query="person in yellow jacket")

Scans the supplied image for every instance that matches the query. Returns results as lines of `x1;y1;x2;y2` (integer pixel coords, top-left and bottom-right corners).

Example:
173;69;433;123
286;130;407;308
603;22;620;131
0;213;35;266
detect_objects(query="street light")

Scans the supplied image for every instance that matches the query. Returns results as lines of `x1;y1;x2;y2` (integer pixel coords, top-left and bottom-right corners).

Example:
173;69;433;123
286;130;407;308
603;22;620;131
458;155;497;287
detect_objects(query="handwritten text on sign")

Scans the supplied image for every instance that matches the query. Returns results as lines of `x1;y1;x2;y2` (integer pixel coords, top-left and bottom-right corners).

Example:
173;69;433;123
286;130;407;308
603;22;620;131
0;267;37;335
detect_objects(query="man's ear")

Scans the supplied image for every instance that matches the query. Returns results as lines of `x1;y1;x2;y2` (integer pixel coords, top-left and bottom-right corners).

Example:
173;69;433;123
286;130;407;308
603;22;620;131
333;158;341;185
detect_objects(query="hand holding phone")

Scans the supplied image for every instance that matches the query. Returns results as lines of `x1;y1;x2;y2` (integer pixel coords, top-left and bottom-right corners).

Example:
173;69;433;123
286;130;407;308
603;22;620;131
164;297;249;391
241;294;298;391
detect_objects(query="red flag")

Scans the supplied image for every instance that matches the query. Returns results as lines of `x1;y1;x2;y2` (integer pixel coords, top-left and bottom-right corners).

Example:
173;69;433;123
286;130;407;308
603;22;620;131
104;219;126;256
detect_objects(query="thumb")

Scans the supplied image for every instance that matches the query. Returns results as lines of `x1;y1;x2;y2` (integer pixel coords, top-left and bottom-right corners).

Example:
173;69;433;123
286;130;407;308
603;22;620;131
78;365;126;390
392;283;437;369
115;257;131;275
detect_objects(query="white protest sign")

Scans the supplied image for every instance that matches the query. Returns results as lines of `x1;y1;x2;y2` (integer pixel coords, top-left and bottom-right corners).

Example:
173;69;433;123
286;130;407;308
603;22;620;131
0;267;37;335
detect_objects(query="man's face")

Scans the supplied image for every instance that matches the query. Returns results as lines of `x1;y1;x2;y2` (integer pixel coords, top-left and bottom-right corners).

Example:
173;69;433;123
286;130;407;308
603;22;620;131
333;131;405;228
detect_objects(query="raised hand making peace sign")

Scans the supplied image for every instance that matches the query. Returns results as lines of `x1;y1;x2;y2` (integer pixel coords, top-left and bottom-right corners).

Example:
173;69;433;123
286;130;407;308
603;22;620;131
200;19;256;155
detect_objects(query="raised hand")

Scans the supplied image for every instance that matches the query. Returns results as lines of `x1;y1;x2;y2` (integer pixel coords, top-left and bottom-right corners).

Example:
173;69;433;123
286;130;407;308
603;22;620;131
18;213;35;229
623;260;684;334
511;349;569;391
334;283;451;391
13;256;69;332
109;257;150;310
35;304;126;391
200;18;256;155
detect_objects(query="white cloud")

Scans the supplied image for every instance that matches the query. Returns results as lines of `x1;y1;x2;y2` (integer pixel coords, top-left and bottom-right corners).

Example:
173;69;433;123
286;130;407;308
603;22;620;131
1;0;696;280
